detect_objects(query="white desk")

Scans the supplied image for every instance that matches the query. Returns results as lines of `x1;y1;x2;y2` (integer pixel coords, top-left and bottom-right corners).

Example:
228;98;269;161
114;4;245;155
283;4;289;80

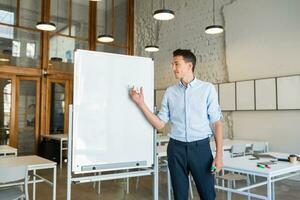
156;138;269;153
0;155;57;200
217;152;300;200
210;138;269;151
0;145;17;156
42;134;68;168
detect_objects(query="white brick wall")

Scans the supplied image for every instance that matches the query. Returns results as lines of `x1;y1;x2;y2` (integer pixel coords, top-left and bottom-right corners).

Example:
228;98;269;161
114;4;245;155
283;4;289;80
134;0;234;138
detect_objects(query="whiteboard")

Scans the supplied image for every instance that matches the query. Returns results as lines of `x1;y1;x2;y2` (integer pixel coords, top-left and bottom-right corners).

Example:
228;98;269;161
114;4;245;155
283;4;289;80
72;50;154;173
219;83;236;111
236;80;254;110
277;75;300;109
255;78;276;110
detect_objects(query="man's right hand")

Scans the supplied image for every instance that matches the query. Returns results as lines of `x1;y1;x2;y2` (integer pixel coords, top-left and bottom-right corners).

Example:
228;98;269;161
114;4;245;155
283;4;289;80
130;86;144;106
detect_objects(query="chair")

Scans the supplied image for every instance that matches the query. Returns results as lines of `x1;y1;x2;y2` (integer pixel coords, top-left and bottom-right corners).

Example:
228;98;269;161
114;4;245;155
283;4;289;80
216;173;251;200
0;165;29;200
248;142;267;155
230;144;247;157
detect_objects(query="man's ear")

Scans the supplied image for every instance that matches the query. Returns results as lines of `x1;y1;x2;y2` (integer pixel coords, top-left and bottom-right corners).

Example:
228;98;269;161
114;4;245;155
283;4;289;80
188;62;193;71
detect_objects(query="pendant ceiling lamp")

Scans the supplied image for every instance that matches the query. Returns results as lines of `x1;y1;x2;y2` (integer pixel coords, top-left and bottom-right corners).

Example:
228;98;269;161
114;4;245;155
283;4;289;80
205;0;224;34
145;45;159;52
153;0;174;21
145;0;159;52
36;22;56;31
36;0;56;31
97;0;114;43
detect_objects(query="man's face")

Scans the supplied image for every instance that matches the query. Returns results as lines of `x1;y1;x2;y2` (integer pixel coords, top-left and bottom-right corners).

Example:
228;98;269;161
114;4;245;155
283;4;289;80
171;55;193;79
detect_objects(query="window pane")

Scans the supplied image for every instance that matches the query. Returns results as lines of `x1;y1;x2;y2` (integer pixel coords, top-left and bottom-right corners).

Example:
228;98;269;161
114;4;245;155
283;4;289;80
0;25;41;67
26;42;35;58
50;83;65;134
51;0;69;35
71;0;88;38
18;80;37;155
0;78;11;145
49;35;88;72
20;0;41;29
0;0;17;25
96;43;127;55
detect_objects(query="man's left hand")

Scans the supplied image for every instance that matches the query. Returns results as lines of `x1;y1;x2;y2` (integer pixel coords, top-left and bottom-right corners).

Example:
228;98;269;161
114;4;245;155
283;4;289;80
212;156;223;173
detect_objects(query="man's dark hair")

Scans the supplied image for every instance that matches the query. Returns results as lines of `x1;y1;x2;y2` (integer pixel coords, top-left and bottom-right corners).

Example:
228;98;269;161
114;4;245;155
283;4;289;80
173;49;196;72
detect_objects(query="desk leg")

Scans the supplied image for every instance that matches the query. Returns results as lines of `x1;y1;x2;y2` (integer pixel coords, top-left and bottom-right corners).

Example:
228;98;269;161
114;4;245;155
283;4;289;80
272;182;275;200
167;166;171;200
267;176;272;200
33;169;36;200
228;180;232;200
153;154;159;200
53;166;57;200
60;140;63;169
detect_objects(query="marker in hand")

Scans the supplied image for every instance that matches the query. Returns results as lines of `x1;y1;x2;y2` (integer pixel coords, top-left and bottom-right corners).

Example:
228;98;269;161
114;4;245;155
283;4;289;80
211;165;217;174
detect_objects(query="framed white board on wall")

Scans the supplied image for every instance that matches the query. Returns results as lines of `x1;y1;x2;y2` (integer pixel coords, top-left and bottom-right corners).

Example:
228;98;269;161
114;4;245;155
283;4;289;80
219;82;236;111
255;78;276;110
72;50;154;173
236;80;255;110
277;75;300;109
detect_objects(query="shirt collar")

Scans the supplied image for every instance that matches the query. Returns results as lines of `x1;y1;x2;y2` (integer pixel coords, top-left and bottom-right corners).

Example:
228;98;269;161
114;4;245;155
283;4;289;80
179;77;197;88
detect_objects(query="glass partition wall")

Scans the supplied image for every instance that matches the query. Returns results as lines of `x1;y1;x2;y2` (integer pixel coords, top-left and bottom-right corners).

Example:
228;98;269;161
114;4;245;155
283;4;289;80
0;0;133;154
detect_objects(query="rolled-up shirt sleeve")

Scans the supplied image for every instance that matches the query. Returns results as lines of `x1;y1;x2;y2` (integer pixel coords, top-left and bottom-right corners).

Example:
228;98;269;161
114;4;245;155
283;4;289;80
157;91;170;123
207;84;223;124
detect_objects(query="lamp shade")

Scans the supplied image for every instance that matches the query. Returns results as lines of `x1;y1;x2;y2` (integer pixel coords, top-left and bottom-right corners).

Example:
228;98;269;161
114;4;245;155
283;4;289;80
36;22;56;31
97;34;114;43
50;57;63;62
145;45;159;52
153;9;175;21
205;25;224;34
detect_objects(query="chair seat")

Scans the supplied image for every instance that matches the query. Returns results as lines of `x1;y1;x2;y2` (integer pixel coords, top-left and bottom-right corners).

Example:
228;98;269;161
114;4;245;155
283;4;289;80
216;173;248;181
0;186;24;200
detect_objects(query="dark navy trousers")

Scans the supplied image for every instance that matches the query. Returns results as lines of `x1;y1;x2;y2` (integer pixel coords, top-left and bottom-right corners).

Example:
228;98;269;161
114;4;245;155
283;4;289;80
167;138;215;200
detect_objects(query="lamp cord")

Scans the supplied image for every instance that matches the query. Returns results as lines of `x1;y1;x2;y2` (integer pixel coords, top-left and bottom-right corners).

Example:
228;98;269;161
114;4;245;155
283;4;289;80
213;0;215;24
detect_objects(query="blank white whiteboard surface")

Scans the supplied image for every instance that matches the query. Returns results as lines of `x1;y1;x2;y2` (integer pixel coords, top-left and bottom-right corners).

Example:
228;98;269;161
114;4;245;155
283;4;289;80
72;50;154;173
236;80;254;110
219;83;236;111
255;78;276;110
277;75;300;109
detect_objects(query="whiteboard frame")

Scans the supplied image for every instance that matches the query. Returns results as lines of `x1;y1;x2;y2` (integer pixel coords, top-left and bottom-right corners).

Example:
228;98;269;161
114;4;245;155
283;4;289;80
72;50;154;173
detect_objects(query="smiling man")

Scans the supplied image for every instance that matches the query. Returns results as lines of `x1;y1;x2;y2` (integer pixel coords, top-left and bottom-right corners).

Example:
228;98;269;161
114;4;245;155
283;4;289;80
130;49;223;200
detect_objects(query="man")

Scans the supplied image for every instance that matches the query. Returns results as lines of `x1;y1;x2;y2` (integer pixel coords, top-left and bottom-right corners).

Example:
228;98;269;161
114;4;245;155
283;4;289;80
130;49;223;200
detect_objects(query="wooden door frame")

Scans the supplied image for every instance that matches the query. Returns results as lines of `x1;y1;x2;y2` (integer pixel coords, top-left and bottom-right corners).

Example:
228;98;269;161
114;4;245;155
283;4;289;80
0;74;16;147
45;78;72;135
15;76;41;153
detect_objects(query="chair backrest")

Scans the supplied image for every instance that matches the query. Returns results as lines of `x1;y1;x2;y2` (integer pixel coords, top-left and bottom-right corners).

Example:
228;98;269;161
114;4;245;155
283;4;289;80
0;165;27;183
251;142;266;153
223;150;232;160
231;144;246;157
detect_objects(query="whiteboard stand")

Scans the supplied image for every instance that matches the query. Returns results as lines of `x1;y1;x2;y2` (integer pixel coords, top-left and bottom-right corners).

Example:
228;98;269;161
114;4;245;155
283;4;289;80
67;105;159;200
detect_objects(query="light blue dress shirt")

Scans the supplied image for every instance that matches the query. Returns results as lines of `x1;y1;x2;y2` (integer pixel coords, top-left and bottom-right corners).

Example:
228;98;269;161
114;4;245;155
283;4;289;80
157;78;222;142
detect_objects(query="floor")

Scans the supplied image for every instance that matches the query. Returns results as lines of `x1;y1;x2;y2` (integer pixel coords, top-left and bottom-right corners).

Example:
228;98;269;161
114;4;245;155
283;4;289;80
30;165;300;200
